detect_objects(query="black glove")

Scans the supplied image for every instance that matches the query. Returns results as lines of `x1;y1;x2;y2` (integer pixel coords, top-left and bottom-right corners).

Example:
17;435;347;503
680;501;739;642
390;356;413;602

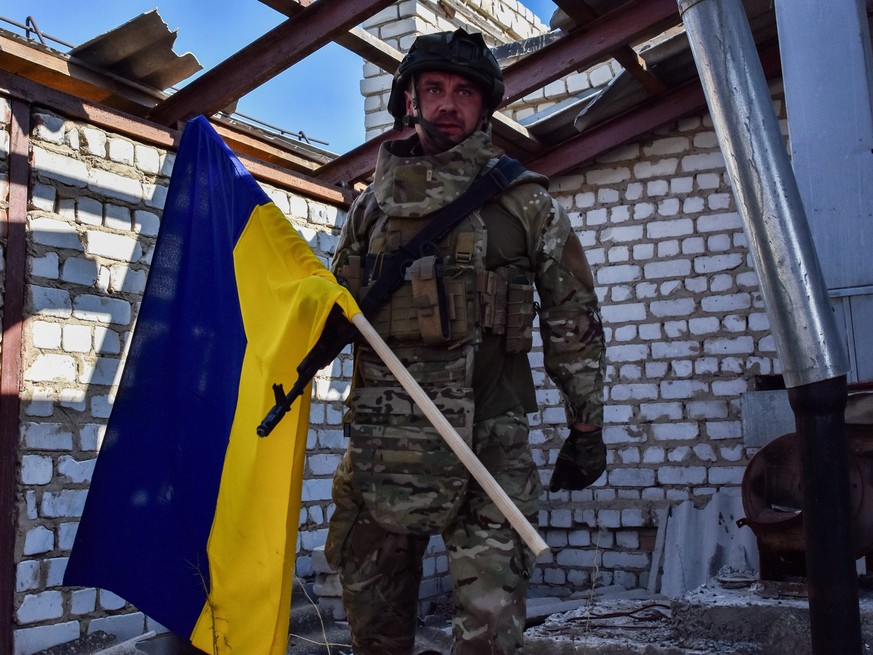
548;427;606;492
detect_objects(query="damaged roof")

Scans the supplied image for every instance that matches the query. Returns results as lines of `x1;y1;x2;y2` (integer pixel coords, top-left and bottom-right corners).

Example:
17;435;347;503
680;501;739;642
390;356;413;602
3;0;846;194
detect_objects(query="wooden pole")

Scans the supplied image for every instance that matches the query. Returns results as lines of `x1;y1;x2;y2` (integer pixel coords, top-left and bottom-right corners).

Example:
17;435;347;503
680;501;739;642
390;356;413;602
351;313;550;557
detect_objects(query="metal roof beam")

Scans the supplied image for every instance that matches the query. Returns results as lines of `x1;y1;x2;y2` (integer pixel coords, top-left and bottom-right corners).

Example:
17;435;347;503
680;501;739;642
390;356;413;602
259;0;404;73
553;0;668;96
147;0;397;127
501;0;680;106
526;40;782;178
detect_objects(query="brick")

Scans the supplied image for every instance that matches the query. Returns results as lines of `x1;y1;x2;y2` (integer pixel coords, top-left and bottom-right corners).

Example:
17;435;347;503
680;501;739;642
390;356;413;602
41;489;88;517
693;254;745;276
33;147;89;187
34;113;65;143
45;557;66;587
71;588;96;614
57;522;79;550
16;560;40;592
31;321;62;349
30;216;84;251
13;621;79;655
658;466;707;485
555;548;599;568
58;456;95;483
609;383;658;402
26;354;77;383
649;298;696;317
87;168;143;203
660;379;709;400
607;344;648;363
639;402;683;421
601;551;649;569
135;144;161;174
59;389;87;412
133;209;160;236
646;180;669;196
703;335;754;355
21;455;53;485
100;589;127;611
307;453;341;476
61;257;99;286
72;294;132;324
634;158;678;179
709;467;745;485
31;252;60;279
600;303;648;325
651;340;699;359
586;167;631;185
144;182;169;209
706;421;743;439
651;423;698;441
84;231;142;261
681;151;726;172
643;259;691;279
302;478;333;502
697;211;743;232
609;468;655;487
23;526;54;555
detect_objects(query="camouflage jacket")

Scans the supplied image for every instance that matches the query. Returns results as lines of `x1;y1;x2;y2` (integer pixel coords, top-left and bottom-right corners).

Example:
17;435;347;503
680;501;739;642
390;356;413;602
333;130;605;426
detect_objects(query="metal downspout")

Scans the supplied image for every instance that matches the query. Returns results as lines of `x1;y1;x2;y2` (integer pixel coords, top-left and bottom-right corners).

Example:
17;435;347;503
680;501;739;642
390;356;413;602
676;1;860;653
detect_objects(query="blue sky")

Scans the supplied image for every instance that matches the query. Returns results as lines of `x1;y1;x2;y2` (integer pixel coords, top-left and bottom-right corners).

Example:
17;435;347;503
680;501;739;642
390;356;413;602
15;1;558;154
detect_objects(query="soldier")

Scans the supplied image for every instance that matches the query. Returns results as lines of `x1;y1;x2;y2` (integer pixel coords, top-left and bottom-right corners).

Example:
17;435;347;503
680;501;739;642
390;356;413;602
326;28;606;655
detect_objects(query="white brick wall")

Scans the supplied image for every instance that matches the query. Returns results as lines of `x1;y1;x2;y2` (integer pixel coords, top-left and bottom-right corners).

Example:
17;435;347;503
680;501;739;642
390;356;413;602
8;108;356;649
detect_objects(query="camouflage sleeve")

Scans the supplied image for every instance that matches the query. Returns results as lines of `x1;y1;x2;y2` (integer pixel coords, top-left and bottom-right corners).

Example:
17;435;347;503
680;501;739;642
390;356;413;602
534;196;605;427
331;187;377;289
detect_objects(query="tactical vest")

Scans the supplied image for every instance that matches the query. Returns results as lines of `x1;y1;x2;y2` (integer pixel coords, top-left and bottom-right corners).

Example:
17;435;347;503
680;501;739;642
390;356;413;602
337;132;541;535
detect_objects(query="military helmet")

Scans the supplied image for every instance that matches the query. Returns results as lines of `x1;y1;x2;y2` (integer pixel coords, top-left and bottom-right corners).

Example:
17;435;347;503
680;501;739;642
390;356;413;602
387;29;505;123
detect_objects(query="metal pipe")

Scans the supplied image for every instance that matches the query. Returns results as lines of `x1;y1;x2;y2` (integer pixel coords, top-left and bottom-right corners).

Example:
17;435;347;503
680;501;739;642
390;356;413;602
678;0;848;389
677;1;860;653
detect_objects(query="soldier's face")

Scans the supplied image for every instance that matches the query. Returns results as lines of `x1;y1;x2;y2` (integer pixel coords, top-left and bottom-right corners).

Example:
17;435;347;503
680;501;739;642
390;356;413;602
406;71;485;151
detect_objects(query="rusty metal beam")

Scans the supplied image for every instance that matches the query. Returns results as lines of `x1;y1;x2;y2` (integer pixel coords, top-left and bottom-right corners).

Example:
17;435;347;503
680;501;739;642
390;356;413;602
554;0;668;95
501;0;680;106
526;81;705;178
317;128;404;186
1;97;30;655
147;0;397;127
0;71;352;207
526;40;782;179
259;0;404;73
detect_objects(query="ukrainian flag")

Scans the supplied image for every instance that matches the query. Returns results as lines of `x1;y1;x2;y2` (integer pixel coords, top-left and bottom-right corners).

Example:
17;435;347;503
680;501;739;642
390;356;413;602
64;115;359;653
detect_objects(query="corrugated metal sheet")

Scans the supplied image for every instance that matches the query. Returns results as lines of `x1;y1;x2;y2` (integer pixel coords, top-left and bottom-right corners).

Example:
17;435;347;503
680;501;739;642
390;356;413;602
68;9;201;91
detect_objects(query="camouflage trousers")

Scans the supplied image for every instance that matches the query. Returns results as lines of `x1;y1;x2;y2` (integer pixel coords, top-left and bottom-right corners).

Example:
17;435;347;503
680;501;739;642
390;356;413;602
325;407;542;655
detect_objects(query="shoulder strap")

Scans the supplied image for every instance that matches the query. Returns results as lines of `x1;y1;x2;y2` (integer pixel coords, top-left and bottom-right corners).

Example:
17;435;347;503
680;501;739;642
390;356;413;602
358;155;526;318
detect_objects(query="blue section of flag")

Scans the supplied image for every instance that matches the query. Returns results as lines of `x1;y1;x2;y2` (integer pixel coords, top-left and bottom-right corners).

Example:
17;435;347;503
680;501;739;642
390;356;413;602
64;115;272;637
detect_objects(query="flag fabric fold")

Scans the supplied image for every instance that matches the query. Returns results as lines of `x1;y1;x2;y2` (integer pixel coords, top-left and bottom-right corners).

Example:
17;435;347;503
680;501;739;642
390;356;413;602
64;115;359;654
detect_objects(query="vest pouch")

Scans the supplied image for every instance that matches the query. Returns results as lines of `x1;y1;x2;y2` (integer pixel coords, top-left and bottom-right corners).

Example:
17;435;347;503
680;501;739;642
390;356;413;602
362;278;419;342
505;275;535;353
409;255;450;344
347;385;474;535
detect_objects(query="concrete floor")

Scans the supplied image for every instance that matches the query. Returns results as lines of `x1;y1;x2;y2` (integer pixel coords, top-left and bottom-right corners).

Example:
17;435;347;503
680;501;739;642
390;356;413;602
44;579;873;655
